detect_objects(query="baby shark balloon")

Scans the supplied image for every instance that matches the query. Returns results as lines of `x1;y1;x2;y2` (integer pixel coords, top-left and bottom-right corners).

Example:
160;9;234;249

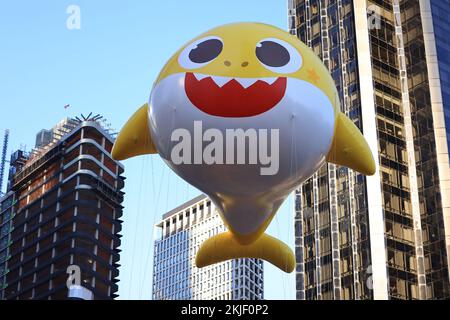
112;23;375;273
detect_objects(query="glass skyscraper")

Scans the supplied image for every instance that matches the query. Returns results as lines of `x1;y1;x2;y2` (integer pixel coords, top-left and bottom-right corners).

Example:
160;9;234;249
152;195;264;300
289;0;450;299
430;1;450;156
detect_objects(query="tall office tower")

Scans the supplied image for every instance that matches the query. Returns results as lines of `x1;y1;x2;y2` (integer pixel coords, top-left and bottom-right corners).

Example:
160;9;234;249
152;195;264;300
2;115;125;300
288;0;450;299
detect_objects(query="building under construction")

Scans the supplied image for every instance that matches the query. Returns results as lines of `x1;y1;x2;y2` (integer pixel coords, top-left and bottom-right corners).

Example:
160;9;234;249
0;115;125;299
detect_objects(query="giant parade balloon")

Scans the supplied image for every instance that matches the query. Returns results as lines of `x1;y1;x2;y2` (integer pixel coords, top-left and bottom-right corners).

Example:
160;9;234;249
112;22;376;273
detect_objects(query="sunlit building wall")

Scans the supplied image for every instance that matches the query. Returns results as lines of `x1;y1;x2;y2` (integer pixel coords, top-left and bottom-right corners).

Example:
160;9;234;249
152;195;264;300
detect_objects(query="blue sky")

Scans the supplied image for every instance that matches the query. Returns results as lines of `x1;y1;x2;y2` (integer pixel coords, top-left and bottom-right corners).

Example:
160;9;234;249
0;0;295;299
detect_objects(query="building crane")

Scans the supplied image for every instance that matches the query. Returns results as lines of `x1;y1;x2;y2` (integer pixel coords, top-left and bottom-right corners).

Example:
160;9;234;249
0;129;10;196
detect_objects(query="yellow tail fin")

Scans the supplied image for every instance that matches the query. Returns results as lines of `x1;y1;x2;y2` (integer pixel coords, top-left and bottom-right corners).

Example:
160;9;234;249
195;232;295;273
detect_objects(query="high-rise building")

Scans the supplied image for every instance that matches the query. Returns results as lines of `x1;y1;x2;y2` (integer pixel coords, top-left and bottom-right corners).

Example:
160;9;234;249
35;129;53;149
289;0;450;299
0;150;29;299
0;191;15;299
152;194;264;300
1;115;125;300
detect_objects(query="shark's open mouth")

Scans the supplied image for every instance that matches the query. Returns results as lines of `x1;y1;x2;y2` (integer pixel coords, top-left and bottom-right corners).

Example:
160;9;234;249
184;72;287;117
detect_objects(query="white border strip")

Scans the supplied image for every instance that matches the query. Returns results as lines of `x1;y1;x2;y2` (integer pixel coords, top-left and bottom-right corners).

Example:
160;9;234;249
353;0;388;300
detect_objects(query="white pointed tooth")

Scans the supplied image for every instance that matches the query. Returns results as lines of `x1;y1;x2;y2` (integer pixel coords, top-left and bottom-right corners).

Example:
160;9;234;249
193;73;209;80
211;75;231;87
261;77;278;85
235;78;258;89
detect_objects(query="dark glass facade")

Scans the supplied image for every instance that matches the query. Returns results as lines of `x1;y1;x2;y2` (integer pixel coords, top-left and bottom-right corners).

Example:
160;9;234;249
0;192;15;299
290;0;372;300
289;0;450;299
400;0;449;299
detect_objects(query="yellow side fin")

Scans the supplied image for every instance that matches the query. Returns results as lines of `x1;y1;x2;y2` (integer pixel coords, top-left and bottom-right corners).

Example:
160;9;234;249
326;112;376;175
195;232;295;273
112;103;157;160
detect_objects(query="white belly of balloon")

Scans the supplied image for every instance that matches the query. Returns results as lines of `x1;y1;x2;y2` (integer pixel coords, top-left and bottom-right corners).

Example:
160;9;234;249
149;72;335;246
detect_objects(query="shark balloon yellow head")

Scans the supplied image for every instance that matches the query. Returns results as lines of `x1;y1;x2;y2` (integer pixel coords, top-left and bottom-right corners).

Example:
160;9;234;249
112;22;376;273
153;22;338;118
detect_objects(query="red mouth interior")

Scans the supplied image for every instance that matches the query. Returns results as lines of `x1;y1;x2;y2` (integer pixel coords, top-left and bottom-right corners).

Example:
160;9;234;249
185;73;287;117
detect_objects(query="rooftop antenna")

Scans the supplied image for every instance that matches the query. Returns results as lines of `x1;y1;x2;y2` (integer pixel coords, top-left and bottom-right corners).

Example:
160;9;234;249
92;114;103;122
83;112;93;121
0;129;10;196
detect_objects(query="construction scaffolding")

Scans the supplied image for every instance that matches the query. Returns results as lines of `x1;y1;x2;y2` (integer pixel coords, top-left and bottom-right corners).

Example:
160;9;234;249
0;129;9;196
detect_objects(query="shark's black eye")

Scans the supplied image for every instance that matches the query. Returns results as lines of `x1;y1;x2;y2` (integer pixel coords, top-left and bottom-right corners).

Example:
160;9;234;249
189;39;223;64
256;38;302;74
256;41;290;67
179;36;223;69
